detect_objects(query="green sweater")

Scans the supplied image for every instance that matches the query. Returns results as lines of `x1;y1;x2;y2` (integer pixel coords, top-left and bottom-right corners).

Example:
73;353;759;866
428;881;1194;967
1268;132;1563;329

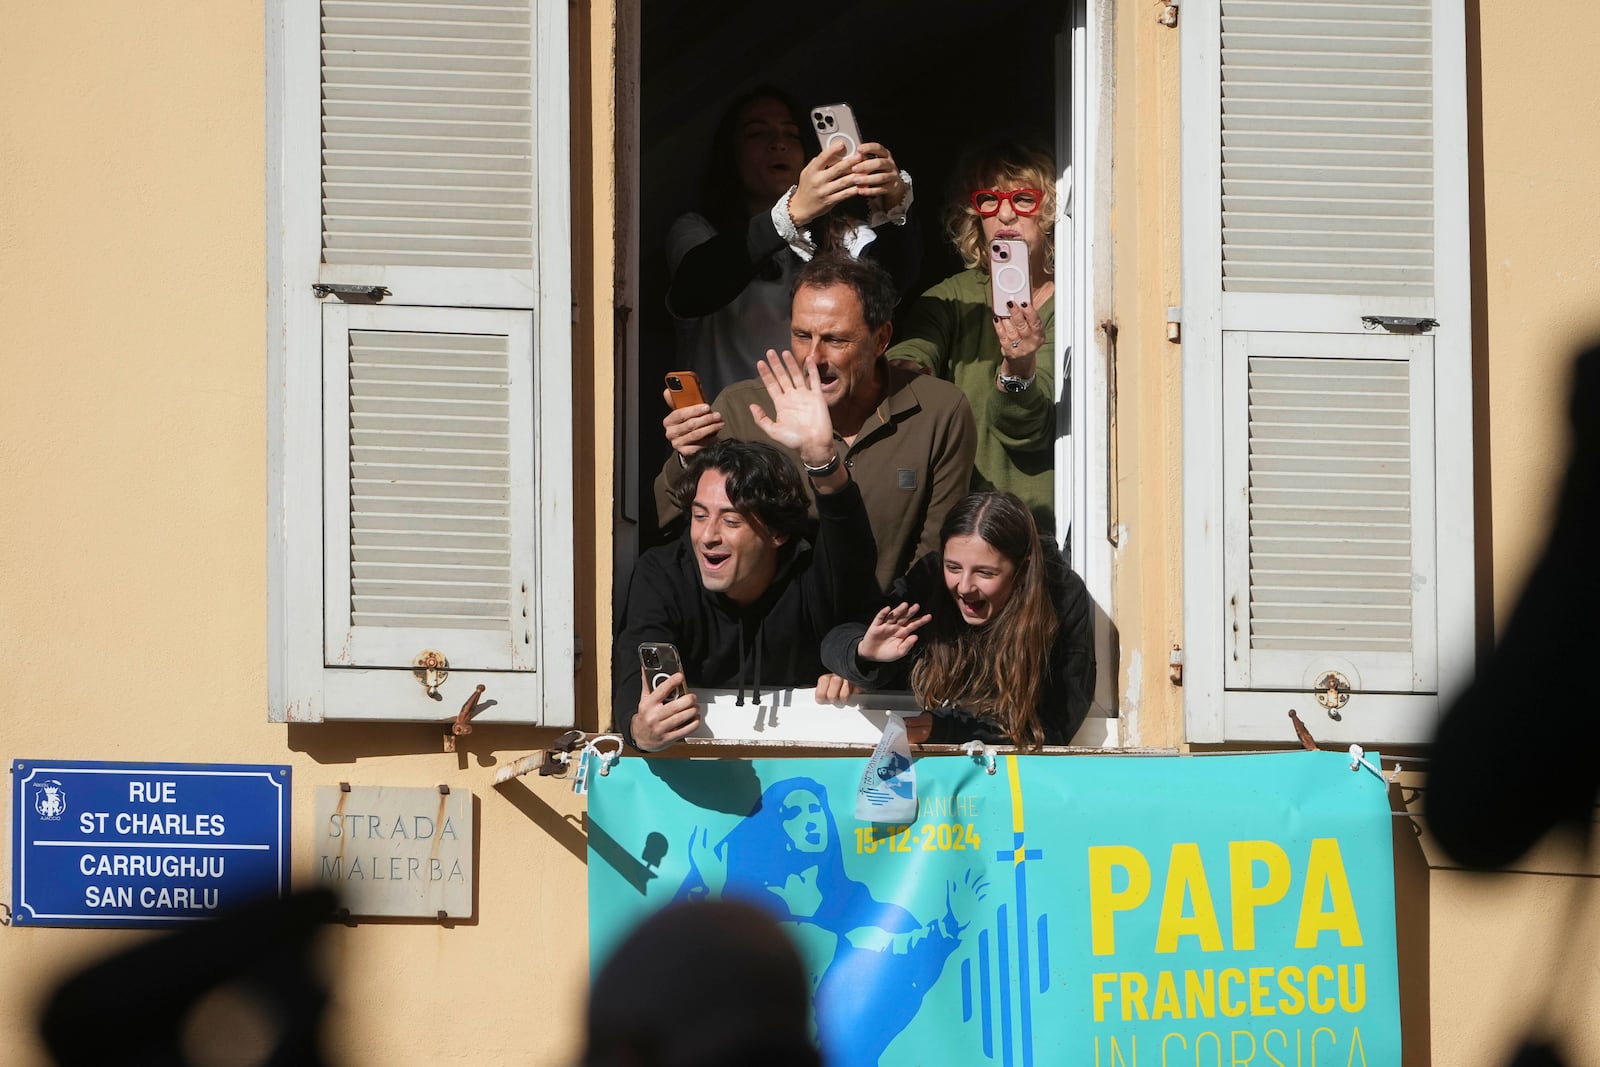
886;267;1056;532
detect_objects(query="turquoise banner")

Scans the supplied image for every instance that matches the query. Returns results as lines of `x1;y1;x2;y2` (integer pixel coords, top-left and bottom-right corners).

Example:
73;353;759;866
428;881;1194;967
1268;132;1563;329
588;751;1399;1067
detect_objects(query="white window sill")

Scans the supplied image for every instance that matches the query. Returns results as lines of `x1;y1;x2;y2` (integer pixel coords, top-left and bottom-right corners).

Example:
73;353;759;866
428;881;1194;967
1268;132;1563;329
682;688;1119;750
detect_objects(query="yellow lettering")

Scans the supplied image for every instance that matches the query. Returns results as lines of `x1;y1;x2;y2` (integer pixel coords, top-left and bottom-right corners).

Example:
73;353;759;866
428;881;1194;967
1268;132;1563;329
1264;1029;1292;1067
1311;1027;1337;1066
1093;972;1116;1023
1248;966;1276;1015
1196;1031;1224;1067
1185;969;1218;1019
1121;971;1150;1021
1337;964;1367;1013
1090;845;1151;956
1277;965;1306;1015
1346;1026;1367;1067
1231;1029;1257;1065
1152;970;1182;1019
1161;1031;1187;1065
1105;1034;1137;1067
1219;968;1247;1018
1229;840;1291;950
1295;838;1363;949
1155;843;1224;953
1307;965;1336;1014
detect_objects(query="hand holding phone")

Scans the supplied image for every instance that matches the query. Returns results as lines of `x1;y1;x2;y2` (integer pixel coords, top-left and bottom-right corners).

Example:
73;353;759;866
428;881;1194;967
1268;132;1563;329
661;370;722;459
639;642;687;699
988;239;1032;319
633;641;700;751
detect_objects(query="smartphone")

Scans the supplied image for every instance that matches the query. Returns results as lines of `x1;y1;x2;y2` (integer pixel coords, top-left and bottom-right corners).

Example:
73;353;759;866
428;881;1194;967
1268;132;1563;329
989;239;1032;318
638;642;687;699
664;370;707;409
810;102;863;159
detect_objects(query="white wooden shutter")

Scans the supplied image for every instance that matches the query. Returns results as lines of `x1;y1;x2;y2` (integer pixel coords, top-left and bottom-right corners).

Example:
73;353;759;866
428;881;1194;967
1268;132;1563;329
269;0;572;724
1182;0;1472;744
323;306;536;670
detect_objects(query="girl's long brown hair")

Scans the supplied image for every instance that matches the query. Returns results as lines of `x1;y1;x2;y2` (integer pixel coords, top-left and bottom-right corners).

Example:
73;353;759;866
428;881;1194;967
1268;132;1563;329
909;493;1058;749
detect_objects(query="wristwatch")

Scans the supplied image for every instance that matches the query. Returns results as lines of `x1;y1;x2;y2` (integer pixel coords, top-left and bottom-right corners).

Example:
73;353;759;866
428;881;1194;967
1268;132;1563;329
803;451;842;478
997;372;1035;394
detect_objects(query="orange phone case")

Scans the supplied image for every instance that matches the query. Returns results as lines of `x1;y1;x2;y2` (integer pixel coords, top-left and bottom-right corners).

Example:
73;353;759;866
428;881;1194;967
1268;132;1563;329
665;370;707;408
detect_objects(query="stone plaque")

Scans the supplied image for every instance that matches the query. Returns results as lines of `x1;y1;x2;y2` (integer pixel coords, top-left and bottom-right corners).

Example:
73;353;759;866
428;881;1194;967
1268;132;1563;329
312;786;472;918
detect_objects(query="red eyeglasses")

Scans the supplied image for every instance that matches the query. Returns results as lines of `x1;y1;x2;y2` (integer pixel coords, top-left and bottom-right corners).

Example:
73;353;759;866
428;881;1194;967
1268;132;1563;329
970;188;1043;217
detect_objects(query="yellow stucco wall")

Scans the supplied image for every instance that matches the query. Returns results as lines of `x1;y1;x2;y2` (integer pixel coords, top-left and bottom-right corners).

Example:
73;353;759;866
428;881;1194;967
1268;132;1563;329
0;2;610;1063
3;1;1597;1064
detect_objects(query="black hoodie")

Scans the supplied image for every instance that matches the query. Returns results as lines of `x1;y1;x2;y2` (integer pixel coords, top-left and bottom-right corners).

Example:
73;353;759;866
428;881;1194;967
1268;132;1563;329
820;543;1096;746
613;480;879;749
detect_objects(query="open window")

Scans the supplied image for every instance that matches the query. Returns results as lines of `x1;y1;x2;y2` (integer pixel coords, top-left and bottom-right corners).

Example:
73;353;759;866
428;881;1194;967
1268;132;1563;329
613;0;1117;744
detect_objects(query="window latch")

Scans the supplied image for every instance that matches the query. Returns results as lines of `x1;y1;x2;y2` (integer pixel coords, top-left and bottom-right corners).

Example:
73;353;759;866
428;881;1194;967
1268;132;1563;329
1361;315;1438;333
312;283;390;301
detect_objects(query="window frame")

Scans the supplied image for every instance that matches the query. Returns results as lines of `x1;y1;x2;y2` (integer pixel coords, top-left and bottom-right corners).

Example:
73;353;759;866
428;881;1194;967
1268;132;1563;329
608;0;1119;746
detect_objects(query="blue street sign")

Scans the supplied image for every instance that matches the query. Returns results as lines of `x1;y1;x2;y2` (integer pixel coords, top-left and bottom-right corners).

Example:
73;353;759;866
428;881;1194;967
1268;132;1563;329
12;760;291;927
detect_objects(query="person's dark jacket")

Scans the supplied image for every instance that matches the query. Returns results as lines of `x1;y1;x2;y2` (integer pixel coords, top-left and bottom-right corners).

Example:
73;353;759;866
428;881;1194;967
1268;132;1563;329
821;544;1095;746
614;480;879;749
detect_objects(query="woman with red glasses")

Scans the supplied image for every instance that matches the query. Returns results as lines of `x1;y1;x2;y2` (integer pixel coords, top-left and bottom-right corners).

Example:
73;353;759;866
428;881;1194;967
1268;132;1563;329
885;141;1059;535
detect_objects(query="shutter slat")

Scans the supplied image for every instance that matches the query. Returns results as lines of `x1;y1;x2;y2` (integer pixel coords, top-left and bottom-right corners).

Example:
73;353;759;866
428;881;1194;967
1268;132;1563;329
320;1;532;267
1220;0;1433;295
1246;354;1413;654
345;329;513;631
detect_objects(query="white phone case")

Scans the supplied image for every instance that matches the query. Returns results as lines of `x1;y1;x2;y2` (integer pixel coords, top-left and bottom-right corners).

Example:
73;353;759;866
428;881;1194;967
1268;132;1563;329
989;239;1032;318
810;102;863;159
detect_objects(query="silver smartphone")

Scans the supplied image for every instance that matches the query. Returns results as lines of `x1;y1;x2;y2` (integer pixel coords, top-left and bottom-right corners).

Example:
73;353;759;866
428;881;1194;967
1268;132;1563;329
638;642;687;699
810;102;863;159
989;239;1032;318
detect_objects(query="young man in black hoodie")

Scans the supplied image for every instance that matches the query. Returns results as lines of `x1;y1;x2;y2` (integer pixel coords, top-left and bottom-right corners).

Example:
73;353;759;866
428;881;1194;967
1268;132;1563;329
616;350;878;751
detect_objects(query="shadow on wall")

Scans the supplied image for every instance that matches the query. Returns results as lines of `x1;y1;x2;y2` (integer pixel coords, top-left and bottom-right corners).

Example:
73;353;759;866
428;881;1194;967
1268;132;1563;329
1425;344;1600;1067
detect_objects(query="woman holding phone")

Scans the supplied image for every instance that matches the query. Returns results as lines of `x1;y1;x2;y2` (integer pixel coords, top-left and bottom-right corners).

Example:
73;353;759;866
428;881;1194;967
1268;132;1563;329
666;87;917;397
820;491;1094;749
884;141;1059;533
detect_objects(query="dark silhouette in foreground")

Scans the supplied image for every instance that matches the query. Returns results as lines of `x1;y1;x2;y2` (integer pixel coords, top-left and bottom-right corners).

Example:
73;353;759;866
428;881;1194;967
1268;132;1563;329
39;888;336;1066
583;899;818;1067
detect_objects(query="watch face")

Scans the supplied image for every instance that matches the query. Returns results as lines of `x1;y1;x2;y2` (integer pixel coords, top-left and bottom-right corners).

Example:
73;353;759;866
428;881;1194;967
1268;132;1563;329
999;375;1032;393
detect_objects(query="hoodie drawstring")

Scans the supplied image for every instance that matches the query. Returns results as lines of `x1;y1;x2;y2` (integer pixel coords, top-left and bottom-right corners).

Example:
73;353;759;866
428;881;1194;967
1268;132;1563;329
752;624;763;704
736;626;747;707
734;619;765;707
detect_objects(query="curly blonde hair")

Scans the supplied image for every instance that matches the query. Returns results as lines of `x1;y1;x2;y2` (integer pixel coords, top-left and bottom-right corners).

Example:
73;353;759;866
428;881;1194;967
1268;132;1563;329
941;141;1058;273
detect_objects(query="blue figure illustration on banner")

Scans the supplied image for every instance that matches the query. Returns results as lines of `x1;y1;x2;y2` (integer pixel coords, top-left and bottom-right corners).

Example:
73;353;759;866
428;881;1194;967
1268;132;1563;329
674;776;988;1067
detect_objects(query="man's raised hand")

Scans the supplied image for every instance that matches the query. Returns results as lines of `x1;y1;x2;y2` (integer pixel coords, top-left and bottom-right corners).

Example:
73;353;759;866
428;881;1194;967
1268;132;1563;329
751;350;835;468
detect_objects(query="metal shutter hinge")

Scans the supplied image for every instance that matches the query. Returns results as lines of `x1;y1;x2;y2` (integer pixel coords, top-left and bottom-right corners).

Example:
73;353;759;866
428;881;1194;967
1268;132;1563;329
312;283;389;302
1361;315;1438;333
